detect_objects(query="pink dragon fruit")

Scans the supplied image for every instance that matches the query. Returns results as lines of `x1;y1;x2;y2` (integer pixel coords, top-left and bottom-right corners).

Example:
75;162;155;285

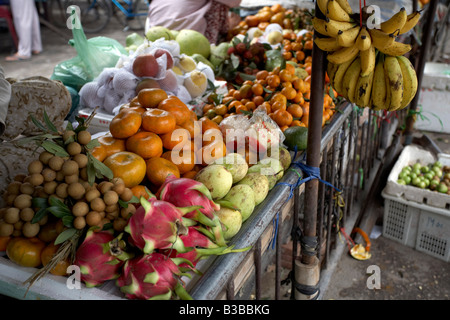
117;252;193;300
74;230;134;288
157;175;220;225
162;226;250;268
125;196;201;254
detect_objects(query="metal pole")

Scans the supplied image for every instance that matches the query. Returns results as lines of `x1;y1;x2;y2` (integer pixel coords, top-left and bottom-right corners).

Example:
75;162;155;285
301;2;326;265
403;0;439;145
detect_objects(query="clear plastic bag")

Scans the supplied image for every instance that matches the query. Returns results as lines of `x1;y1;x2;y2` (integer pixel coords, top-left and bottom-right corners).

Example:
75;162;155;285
50;24;127;91
219;107;284;156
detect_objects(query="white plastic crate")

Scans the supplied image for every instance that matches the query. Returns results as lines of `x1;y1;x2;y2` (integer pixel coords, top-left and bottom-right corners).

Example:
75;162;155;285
382;191;450;262
383;145;450;210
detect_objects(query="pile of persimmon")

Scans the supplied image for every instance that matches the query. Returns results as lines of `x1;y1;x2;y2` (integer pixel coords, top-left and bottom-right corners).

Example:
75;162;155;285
92;88;227;194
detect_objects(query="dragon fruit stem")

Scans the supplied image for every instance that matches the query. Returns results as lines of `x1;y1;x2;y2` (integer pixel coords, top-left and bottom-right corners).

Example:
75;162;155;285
173;282;193;300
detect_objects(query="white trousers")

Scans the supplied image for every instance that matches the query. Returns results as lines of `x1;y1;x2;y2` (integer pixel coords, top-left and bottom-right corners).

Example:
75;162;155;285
10;0;42;57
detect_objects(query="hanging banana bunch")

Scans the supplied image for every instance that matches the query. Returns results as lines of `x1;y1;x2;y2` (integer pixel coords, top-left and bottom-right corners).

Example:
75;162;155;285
313;0;421;111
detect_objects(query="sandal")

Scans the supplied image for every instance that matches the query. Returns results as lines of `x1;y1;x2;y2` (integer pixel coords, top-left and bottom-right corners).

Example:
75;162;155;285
32;50;41;55
5;53;31;61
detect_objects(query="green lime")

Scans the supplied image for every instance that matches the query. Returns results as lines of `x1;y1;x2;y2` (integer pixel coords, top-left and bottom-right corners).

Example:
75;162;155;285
283;126;308;151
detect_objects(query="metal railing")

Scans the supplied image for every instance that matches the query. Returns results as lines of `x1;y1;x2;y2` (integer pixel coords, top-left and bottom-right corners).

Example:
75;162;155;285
189;102;406;300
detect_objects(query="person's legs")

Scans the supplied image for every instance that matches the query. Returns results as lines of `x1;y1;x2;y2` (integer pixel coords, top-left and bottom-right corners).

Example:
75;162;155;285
6;0;38;60
31;0;42;55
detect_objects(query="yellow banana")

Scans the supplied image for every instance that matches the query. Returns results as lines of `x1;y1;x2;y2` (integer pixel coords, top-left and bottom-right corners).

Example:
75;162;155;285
327;0;353;22
336;0;353;15
312;17;330;36
341;57;361;102
400;11;421;34
317;0;329;17
360;44;376;76
384;56;403;111
355;27;371;51
336;25;360;47
379;41;412;56
368;28;396;51
331;56;356;95
380;7;407;34
371;56;387;110
327;41;359;64
325;18;357;37
314;37;342;52
327;61;339;88
355;71;375;108
396;55;418;110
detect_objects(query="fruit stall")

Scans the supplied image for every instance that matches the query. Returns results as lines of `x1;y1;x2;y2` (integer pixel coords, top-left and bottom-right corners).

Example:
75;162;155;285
0;0;440;300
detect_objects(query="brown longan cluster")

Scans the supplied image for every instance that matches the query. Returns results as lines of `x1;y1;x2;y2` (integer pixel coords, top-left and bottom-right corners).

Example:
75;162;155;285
0;128;135;238
70;177;136;232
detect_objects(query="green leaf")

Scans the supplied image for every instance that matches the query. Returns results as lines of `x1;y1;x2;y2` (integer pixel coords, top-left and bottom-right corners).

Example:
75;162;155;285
32;197;48;209
232;37;241;46
31;207;48;224
85;138;100;150
43;109;58;133
47;206;71;218
86;158;97;186
65;121;74;131
128;195;140;203
54;228;77;245
62;215;74;228
42;140;69;157
118;199;128;208
90;155;113;180
29;113;47;132
48;196;69;209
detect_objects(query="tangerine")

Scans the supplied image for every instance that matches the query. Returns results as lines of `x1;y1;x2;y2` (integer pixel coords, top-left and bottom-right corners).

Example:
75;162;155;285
180;118;201;140
104;151;147;188
130;185;152;200
141;108;176;135
287;104;304;119
197;140;227;166
202;128;223;147
161;149;196;174
137;88;168;108
158;95;191;126
96;134;127;159
41;242;70;276
198;117;221;134
126;131;163;159
182;170;198;179
272;109;293;127
90;146;108;162
146;157;180;187
109;110;142;139
160;126;190;150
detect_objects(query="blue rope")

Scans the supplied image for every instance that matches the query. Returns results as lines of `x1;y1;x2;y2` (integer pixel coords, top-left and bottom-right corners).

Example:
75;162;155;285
267;147;342;250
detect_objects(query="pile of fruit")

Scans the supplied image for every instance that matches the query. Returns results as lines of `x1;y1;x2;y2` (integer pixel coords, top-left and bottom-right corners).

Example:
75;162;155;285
0;110;254;299
229;4;313;39
203;63;336;131
91;87;234;194
312;0;421;111
397;161;450;194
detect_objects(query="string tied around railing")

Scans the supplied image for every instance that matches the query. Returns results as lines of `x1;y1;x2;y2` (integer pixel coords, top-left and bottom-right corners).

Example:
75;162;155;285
267;147;342;251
